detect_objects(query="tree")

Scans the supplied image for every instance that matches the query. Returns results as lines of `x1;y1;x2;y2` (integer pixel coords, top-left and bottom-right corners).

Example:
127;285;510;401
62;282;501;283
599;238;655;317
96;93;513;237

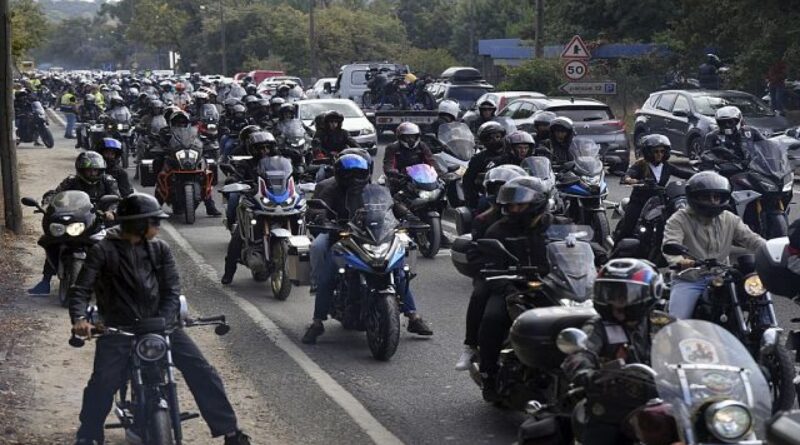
127;0;190;52
10;0;48;60
498;58;561;94
547;0;678;43
400;48;457;77
448;0;534;66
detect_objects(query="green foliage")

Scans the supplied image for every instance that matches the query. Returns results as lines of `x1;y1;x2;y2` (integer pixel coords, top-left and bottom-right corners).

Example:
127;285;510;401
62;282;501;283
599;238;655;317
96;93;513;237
399;48;458;77
448;0;534;66
546;0;678;42
10;0;48;60
498;59;561;95
127;0;190;51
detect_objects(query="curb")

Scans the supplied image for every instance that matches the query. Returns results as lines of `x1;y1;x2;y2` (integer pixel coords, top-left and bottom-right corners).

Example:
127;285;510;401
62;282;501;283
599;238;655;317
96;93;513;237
46;109;66;127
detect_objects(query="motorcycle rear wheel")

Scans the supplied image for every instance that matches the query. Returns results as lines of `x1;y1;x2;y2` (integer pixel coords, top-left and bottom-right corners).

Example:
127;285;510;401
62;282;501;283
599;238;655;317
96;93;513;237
40;126;54;149
183;183;196;225
366;294;400;361
270;240;292;300
148;408;174;445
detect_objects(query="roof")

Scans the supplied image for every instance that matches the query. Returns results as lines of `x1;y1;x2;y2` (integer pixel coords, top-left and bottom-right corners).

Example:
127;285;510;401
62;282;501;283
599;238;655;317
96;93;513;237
652;89;754;97
491;91;547;98
512;97;608;107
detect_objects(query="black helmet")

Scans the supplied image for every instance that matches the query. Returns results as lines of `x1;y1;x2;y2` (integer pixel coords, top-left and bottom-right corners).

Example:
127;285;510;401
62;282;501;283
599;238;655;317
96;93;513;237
594;258;663;324
164;105;181;122
505;130;535;162
244;95;260;109
338;148;374;175
238;124;262;145
150;99;165;114
223;97;241;109
75;151;107;184
496;176;549;218
269;97;285;114
245;84;258;95
549;116;574;134
640;134;671;163
334;153;370;188
247;131;277;157
169;110;190;128
116;193;169;221
477;121;506;151
324;110;344;125
110;95;125;108
277;84;291;95
483;164;526;197
279;103;297;119
706;53;722;66
232;103;247;119
477;99;497;112
686;171;731;218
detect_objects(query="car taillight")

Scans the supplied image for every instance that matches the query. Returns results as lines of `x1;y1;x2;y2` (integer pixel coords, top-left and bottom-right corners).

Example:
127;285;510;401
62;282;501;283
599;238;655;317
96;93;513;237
604;120;625;131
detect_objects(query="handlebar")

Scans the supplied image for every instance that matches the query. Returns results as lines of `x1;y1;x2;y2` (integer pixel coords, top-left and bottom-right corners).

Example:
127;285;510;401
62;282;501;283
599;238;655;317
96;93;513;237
69;314;229;347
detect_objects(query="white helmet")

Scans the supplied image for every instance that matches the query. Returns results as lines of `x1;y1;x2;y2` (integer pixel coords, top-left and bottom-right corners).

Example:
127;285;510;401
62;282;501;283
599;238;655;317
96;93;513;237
438;100;459;121
396;122;421;149
714;106;743;136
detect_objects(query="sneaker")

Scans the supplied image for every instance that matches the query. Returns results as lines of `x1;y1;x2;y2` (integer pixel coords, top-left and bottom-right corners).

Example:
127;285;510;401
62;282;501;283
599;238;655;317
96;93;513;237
28;278;51;296
224;431;251;445
221;271;234;285
407;316;433;336
455;346;477;371
301;322;324;344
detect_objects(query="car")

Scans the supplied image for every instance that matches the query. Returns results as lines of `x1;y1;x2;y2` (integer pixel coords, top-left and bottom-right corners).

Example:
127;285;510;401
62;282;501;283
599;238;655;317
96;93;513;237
497;97;630;173
770;127;800;173
461;91;546;123
634;89;789;159
427;67;494;113
247;70;286;85
306;77;337;99
296;99;378;155
256;76;305;95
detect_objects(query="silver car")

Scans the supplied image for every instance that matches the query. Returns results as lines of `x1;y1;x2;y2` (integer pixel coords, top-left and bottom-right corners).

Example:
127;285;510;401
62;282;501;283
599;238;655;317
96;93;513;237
296;99;378;155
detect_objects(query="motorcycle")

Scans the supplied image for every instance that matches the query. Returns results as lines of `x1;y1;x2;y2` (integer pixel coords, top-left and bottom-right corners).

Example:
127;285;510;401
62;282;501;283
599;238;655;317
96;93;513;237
307;185;419;360
624;180;688;267
196;104;221;185
155;128;215;224
521;156;563;214
556;139;612;249
21;192;118;307
220;156;307;300
466;226;598;410
137;115;169;187
16;100;54;148
107;107;135;169
433;122;474;210
663;243;796;411
395;163;445;258
276;119;311;174
69;298;230;445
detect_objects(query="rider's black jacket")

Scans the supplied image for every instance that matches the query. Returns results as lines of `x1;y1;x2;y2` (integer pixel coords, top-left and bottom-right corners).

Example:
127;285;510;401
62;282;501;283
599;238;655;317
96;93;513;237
701;126;764;165
68;228;181;327
625;160;693;202
44;175;120;203
462;149;515;209
312;128;359;156
106;165;133;197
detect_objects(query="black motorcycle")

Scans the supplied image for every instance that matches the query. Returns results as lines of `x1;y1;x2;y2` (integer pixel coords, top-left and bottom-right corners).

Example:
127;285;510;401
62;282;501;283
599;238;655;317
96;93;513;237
155;128;215;224
664;243;796;411
393;163;445;258
22;192;118;307
69;298;230;445
16;100;54;148
107;107;135;169
623;180;687;267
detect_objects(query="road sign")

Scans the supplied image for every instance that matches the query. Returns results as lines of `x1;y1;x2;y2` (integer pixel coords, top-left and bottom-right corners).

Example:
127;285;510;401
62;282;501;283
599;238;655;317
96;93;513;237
563;60;588;80
561;35;591;59
559;82;617;95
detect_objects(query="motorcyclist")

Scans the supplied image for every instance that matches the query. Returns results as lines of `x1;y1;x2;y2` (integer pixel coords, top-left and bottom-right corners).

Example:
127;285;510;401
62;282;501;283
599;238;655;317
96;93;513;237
301;154;433;344
311;110;359;159
454;164;527;371
662;171;765;319
466;99;497;134
547;116;576;166
383;122;441;193
188;91;211;121
13;89;42;145
504;130;536;165
243;95;261;121
561;259;663;445
462;121;512;210
220;104;250;158
701;105;764;171
430;99;459;136
275;84;292;101
68;193;251;445
251;98;272;127
221;131;281;283
76;94;103;149
698;53;722;90
531;110;557;151
612;134;693;242
28;152;120;295
273;102;299;137
99;137;134;197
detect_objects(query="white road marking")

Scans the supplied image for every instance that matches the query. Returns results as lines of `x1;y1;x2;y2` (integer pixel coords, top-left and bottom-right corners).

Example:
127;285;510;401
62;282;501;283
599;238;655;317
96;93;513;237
48;109;66;127
159;222;404;445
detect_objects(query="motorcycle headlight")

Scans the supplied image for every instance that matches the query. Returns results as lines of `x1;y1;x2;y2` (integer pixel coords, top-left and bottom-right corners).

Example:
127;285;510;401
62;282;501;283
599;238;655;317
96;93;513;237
744;274;766;297
49;223;66;237
705;400;753;442
117;123;124;130
362;242;390;258
136;334;168;362
418;189;441;200
360;127;375;136
784;175;794;192
581;175;601;186
66;222;86;237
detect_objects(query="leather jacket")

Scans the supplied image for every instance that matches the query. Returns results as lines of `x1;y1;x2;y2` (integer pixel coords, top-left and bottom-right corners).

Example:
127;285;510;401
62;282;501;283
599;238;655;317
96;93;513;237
44;174;120;205
312;129;358;156
462;148;515;209
68;228;181;327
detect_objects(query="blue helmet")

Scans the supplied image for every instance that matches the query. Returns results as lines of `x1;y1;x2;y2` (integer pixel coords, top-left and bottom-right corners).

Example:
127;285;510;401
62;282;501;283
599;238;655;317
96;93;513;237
334;154;370;188
102;137;123;151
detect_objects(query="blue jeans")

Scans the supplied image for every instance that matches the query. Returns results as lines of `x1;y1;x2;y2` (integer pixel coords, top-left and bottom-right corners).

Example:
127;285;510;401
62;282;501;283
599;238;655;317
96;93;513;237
668;276;712;319
221;135;237;157
64;112;76;137
226;192;240;227
310;233;417;320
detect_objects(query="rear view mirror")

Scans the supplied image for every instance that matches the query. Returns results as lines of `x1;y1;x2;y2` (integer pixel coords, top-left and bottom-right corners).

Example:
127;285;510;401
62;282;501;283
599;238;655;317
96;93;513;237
662;243;690;257
556;328;588;354
21;197;39;207
767;410;800;445
476;239;519;264
672;108;690;118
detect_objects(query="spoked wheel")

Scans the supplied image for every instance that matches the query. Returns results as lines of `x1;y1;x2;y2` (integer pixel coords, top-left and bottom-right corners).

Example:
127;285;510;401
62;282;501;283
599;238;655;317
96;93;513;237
270;239;292;300
762;344;796;412
365;293;400;361
183;183;196;224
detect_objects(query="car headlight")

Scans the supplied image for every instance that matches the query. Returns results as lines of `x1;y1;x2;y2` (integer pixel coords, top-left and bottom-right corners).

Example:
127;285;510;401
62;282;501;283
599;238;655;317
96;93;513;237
360;127;375;136
66;222;86;237
136;334;168;362
362;242;390;258
705;400;753;442
418;189;441;200
49;223;66;237
744;274;766;296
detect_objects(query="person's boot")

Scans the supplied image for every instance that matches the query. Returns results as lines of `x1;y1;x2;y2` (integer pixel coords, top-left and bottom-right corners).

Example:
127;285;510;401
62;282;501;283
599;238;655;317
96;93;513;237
302;321;325;344
221;262;236;285
205;199;222;217
481;373;501;403
224;430;251;445
407;314;433;336
28;275;52;295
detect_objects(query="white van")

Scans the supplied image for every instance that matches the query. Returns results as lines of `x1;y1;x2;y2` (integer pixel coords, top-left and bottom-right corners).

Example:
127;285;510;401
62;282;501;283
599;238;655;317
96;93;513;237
334;62;409;107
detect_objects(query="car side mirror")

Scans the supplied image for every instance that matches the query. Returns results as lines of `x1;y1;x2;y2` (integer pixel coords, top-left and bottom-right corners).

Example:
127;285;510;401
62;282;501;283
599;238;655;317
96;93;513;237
672;108;690;118
556;328;588;354
663;243;690;257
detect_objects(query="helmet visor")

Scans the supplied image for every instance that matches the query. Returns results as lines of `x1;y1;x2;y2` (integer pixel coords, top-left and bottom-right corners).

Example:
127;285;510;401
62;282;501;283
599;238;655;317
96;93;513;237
496;185;540;205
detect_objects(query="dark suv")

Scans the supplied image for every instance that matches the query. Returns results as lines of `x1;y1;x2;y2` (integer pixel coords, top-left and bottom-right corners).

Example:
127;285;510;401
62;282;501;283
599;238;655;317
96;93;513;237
634;89;789;159
427;67;494;113
497;97;630;173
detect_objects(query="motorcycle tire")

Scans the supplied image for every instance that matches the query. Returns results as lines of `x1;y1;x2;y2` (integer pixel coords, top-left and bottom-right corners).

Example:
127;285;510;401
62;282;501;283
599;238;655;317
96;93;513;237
270;240;292;301
58;259;82;308
591;211;611;249
762;343;796;412
365;293;400;361
183;183;196;225
147;408;175;445
418;217;441;258
40;126;54;149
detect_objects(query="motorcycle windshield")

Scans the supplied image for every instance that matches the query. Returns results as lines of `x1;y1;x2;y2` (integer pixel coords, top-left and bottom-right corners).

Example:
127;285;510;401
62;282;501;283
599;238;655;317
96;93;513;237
521;156;554;181
348;184;398;244
438;123;475;160
544;240;596;302
492;117;517;134
652;319;771;439
32;101;46;116
257;156;294;196
228;84;246;100
171;127;200;150
282;119;306;139
201;104;219;122
750;140;791;180
544;224;594;242
570;138;603;176
109;107;131;123
49;190;93;214
406;164;438;185
150;116;168;133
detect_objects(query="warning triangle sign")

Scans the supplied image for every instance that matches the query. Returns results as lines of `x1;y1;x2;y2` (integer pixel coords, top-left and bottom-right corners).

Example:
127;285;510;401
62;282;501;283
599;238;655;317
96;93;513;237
561;35;591;59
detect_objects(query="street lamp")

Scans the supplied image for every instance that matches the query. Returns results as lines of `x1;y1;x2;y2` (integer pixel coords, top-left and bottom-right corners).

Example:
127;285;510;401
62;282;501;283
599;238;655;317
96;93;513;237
200;1;226;75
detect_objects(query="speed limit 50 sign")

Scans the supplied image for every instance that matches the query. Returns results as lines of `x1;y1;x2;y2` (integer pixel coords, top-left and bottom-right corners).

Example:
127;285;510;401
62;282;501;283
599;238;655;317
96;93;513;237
564;60;588;81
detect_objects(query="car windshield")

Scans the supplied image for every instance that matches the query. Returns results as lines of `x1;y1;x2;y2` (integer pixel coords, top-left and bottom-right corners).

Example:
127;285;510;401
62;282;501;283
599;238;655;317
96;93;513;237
693;94;774;117
750;140;792;179
549;106;612;122
446;87;491;109
299;101;363;121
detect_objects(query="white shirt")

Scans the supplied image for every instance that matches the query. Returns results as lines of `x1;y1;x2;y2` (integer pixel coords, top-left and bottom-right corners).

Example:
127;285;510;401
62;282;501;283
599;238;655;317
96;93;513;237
649;163;663;182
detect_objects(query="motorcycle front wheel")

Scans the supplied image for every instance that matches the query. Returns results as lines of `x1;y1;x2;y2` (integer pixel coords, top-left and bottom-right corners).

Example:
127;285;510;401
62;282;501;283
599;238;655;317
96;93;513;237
270;239;292;300
40;125;54;149
122;140;130;169
147;408;175;445
365;293;400;361
591;211;611;249
762;343;796;412
58;258;82;308
183;183;196;225
417;216;441;258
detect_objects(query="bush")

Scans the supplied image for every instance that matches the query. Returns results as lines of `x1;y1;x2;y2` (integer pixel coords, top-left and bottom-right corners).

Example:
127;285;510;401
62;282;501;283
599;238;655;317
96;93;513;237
400;47;458;77
498;59;562;94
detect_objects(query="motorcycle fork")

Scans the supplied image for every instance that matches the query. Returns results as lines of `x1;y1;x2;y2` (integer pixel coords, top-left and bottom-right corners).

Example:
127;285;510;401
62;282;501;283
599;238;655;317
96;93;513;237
164;338;184;445
725;282;750;338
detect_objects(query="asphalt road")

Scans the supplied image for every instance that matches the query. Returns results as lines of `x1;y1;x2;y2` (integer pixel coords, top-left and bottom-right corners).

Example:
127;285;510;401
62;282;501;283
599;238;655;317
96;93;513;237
38;124;800;443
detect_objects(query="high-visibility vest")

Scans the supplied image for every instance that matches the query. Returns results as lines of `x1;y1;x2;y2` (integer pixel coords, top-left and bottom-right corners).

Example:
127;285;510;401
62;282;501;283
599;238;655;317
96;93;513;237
60;93;76;112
